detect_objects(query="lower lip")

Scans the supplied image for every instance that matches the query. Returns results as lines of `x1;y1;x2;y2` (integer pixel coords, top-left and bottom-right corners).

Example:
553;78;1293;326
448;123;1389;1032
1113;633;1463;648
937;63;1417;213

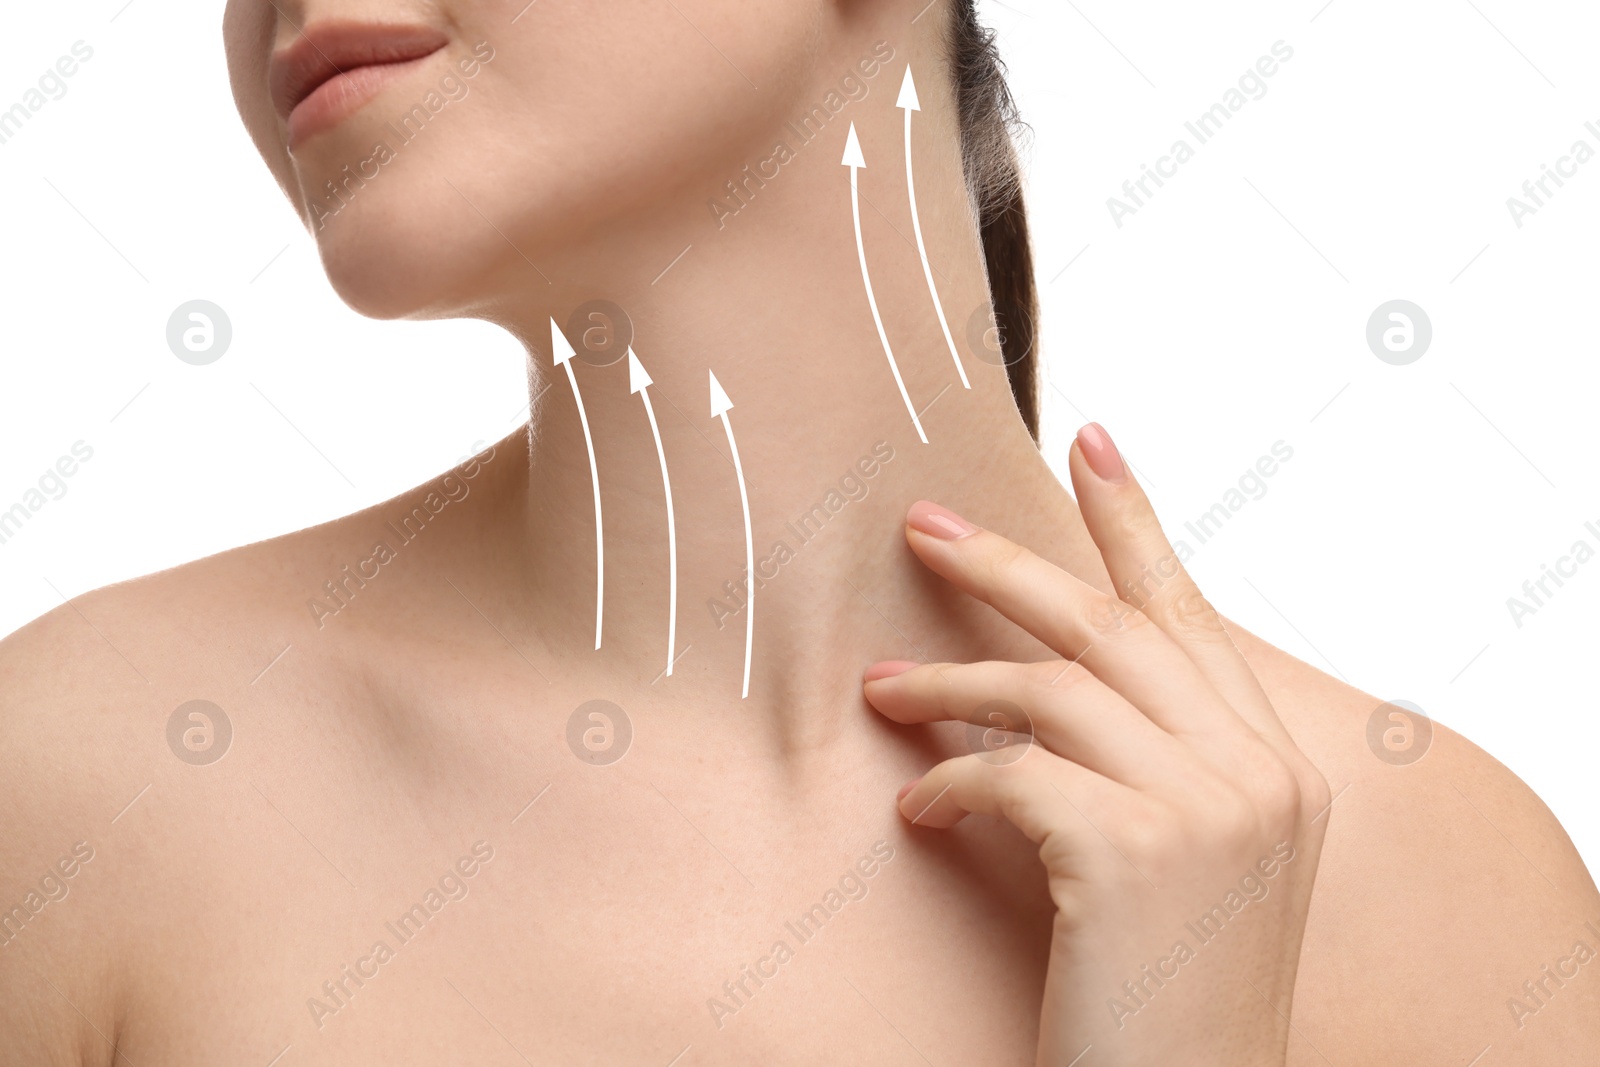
287;51;441;152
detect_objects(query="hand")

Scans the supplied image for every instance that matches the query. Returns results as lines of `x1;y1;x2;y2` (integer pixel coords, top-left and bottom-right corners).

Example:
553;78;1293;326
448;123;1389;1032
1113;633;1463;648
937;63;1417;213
863;423;1331;1067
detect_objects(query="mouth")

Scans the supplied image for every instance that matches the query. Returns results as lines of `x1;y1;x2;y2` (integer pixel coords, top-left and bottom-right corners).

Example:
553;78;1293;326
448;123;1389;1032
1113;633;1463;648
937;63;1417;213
269;21;449;152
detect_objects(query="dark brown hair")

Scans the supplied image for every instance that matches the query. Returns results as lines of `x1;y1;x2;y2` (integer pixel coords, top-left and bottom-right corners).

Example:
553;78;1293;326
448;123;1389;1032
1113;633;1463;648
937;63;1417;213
947;1;1039;441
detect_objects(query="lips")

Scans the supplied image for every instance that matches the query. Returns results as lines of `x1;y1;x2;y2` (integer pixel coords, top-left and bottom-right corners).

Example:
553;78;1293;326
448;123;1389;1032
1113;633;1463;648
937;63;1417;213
269;22;448;149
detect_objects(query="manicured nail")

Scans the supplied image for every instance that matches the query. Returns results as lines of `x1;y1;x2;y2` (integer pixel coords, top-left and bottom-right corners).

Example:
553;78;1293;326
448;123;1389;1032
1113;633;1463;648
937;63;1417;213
896;777;922;801
1077;422;1127;484
864;660;918;682
907;500;977;540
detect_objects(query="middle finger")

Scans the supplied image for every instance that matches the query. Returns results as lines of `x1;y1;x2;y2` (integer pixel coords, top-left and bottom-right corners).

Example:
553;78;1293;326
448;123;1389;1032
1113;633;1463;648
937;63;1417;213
903;500;1255;745
864;657;1195;790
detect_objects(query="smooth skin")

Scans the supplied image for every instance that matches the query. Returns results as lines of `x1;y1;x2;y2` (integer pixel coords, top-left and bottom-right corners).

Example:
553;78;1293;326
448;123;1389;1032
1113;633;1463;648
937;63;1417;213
3;420;1599;1065
2;0;1598;1063
866;424;1331;1064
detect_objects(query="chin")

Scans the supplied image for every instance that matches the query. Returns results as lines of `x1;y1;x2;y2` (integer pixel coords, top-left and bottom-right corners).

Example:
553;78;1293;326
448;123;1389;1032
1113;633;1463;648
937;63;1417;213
316;216;455;320
304;165;521;320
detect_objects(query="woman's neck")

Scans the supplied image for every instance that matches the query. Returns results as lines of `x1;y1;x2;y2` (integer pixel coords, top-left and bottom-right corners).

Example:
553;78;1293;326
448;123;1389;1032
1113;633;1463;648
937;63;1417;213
458;23;1107;744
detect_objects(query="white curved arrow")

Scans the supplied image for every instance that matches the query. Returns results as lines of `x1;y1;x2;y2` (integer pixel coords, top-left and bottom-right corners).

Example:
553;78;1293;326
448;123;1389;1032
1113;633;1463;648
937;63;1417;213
552;317;603;650
843;121;928;444
900;67;969;390
710;370;754;699
629;348;677;678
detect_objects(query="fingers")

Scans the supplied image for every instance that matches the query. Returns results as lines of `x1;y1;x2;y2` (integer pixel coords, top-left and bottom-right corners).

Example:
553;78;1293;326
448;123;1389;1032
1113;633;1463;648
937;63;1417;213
1068;423;1291;747
896;747;1134;843
903;500;1248;743
864;659;1190;790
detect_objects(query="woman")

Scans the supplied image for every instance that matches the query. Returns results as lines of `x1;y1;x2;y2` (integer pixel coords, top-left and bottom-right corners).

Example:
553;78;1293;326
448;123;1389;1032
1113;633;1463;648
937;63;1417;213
1;0;1595;1063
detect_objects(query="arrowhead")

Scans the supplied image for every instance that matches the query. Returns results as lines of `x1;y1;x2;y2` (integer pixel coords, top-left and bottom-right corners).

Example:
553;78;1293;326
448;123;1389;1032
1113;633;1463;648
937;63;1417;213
708;369;733;417
627;347;652;394
897;66;920;111
549;316;576;366
841;122;866;169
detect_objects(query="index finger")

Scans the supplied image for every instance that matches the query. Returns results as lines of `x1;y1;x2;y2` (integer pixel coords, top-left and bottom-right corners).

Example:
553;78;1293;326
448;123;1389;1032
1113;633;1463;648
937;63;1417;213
901;499;1252;744
1068;423;1292;748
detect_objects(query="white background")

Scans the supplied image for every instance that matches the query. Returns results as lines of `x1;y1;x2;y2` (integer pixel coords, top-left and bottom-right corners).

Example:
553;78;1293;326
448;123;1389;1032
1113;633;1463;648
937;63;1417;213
2;1;1597;870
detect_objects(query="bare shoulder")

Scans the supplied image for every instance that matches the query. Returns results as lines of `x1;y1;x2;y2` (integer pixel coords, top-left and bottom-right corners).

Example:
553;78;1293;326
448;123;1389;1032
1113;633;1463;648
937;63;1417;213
0;494;395;732
0;444;509;1063
0;581;145;1064
1239;632;1600;1063
0;509;350;1060
0;431;510;722
0;448;505;811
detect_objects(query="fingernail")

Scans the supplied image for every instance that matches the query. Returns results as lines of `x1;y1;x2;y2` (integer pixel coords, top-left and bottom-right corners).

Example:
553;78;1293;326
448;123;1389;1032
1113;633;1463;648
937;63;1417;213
864;660;918;682
907;500;977;540
1077;422;1127;484
896;776;922;801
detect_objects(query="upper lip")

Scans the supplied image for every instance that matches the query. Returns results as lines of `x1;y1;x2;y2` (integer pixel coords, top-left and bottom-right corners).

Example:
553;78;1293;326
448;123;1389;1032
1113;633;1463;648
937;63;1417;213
269;21;449;120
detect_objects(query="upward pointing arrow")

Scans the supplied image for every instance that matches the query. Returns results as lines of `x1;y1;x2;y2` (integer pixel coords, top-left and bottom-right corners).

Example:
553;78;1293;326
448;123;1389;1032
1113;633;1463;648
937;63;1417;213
708;369;753;699
841;122;866;169
708;368;734;417
551;315;603;650
629;347;677;678
897;66;920;111
841;121;928;443
550;317;577;366
628;348;653;393
898;65;970;391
